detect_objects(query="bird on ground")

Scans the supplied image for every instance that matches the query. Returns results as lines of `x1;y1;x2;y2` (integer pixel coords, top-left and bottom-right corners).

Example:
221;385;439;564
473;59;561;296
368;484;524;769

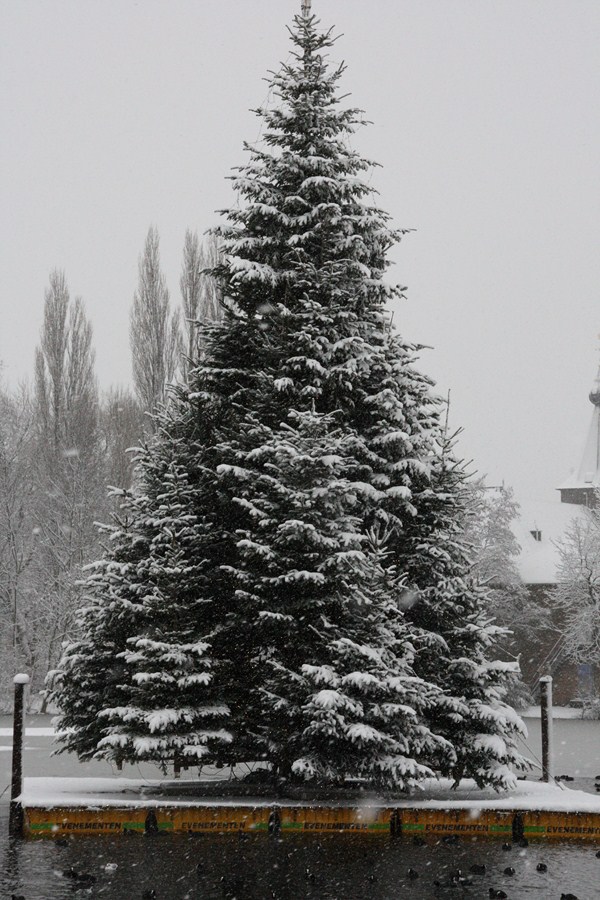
434;873;472;889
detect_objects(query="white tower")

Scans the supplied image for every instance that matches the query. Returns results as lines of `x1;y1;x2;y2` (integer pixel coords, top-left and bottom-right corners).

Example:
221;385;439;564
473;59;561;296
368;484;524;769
558;361;600;507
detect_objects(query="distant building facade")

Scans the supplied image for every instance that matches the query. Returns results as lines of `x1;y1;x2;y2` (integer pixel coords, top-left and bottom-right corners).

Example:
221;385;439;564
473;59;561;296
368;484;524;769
514;364;600;705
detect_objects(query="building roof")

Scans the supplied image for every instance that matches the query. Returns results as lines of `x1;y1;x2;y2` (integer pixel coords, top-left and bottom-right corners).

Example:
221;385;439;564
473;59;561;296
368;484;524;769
512;500;589;585
512;361;600;585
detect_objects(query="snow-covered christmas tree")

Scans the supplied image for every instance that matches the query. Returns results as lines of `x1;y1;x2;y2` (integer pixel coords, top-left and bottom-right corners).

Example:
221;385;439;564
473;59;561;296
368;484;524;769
50;8;525;789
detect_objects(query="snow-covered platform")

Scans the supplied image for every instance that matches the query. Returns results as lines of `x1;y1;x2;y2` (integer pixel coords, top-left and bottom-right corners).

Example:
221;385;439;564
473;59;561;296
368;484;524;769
18;776;600;841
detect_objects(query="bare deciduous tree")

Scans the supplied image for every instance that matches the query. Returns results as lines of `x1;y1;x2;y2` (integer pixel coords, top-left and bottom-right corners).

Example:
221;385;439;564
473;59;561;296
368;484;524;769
130;226;181;412
0;383;37;700
553;512;600;709
467;482;550;707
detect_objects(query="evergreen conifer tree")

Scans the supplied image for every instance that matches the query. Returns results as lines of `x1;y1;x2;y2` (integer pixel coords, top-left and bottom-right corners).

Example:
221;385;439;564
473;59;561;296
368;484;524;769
400;439;526;788
218;408;448;786
51;11;525;789
51;417;233;767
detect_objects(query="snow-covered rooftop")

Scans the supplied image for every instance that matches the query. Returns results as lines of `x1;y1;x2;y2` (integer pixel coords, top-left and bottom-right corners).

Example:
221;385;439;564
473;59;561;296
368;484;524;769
512;500;589;585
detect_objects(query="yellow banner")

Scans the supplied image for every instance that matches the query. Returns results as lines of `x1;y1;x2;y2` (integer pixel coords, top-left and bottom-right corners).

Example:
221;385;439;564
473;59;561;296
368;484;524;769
25;807;147;836
22;804;600;841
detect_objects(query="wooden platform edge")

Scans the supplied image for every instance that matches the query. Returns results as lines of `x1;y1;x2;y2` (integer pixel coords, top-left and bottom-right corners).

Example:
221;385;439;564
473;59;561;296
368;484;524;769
22;805;600;840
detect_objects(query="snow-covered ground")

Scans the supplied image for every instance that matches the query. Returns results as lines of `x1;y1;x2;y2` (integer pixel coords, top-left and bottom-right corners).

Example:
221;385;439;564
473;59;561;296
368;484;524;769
521;706;587;719
517;713;600;781
16;774;600;813
2;713;599;809
0;727;59;737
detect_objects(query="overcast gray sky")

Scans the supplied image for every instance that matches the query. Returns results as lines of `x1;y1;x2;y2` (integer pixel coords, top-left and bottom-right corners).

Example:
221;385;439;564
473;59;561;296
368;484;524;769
2;0;599;503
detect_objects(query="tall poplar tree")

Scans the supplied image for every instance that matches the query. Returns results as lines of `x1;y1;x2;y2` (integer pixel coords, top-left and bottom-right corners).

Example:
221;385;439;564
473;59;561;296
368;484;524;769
33;272;103;693
180;230;223;380
130;227;182;415
52;11;525;788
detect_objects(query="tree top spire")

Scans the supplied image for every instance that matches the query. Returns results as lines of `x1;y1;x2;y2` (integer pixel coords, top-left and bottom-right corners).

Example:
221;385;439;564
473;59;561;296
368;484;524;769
301;0;312;17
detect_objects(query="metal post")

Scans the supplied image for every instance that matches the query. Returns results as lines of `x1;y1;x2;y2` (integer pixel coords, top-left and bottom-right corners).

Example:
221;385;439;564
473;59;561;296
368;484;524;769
9;674;29;836
539;675;553;782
